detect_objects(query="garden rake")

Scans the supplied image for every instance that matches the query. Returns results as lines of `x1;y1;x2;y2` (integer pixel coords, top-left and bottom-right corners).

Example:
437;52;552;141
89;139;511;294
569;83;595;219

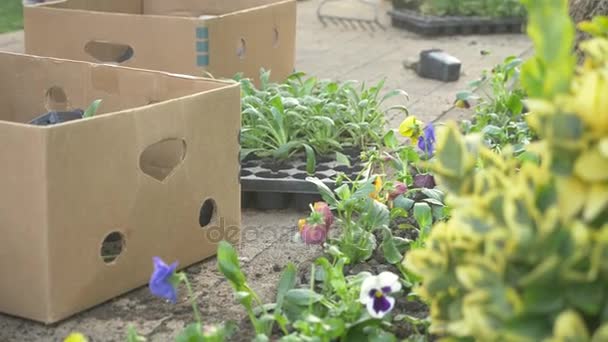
317;0;386;31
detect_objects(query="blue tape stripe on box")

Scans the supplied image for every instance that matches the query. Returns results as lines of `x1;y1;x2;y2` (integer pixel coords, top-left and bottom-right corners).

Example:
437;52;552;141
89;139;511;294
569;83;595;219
196;41;209;53
197;54;209;66
196;27;209;39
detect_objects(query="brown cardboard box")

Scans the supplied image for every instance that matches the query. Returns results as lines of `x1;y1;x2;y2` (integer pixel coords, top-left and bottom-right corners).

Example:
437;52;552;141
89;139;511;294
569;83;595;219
0;52;241;324
24;0;296;84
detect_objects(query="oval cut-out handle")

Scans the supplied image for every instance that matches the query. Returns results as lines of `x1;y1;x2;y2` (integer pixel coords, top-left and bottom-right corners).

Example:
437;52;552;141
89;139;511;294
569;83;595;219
139;138;187;182
85;40;134;63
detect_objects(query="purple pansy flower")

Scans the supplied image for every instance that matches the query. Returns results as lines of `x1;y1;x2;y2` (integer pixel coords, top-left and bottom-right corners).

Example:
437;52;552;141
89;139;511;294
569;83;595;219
149;257;179;303
359;272;402;318
417;123;436;157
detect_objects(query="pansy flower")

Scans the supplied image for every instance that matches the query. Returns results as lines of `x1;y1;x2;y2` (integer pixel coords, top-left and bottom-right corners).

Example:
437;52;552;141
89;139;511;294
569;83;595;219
417;123;436;157
359;272;401;318
369;176;383;201
398;116;424;145
149;257;179;303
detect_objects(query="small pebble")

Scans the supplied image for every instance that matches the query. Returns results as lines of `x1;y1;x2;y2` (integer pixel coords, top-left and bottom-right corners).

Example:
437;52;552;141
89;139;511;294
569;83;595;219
272;264;282;272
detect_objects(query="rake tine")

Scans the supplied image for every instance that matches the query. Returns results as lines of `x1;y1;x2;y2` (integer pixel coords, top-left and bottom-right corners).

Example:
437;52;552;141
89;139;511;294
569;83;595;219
358;20;368;31
318;16;327;27
348;19;359;30
338;18;349;29
370;21;378;32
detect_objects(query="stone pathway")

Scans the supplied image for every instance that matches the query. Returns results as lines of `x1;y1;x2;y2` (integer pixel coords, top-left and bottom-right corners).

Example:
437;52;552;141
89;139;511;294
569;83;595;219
0;1;532;341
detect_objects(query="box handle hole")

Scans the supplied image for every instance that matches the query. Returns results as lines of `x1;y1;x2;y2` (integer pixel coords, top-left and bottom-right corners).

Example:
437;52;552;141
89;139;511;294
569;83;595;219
101;231;125;264
139;138;187;182
273;28;279;48
199;198;217;227
45;86;69;111
236;38;246;59
85;40;134;63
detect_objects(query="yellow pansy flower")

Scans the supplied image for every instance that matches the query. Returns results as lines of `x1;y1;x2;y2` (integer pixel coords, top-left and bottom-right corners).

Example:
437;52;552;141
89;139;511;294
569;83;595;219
399;116;424;145
370;176;383;200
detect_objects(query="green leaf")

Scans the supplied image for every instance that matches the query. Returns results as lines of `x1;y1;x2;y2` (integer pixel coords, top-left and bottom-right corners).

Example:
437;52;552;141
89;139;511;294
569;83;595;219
334;184;351;201
521;287;564;314
175;323;204;342
565;283;603;315
507;94;523;114
217;241;246;288
253;334;270;342
126;326;146;342
393;195;414;211
351;178;376;201
368;329;397;342
517;151;540;165
284;289;323;306
423;198;445;207
252;303;277;316
83;99;102;118
551;113;583;141
421;188;445;202
383;130;399;149
574;147;608;182
306;177;338;206
381;88;408;103
275;263;297;314
578;16;608;37
552;311;590;341
413;202;432;229
236;291;252;304
240;148;261;161
336;151;351;167
482;124;503;137
520;0;575;99
437;126;464;176
456;91;474;101
325;318;347;339
304;144;316;175
364;199;390;229
592;325;608;342
390;207;409;220
381;227;403;264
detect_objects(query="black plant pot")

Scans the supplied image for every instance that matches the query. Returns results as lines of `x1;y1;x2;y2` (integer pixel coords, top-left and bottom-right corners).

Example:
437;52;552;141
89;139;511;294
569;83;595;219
30;109;84;126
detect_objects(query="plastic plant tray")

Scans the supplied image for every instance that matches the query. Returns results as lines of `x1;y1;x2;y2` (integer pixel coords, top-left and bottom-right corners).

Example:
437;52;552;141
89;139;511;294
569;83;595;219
388;8;525;36
240;149;369;210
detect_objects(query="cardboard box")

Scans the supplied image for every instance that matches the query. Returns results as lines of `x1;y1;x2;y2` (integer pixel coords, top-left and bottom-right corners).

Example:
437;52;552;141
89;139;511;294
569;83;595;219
0;52;241;324
24;0;296;84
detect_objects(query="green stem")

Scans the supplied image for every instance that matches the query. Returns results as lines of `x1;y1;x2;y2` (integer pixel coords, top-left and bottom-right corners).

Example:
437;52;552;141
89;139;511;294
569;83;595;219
246;284;266;309
180;274;202;325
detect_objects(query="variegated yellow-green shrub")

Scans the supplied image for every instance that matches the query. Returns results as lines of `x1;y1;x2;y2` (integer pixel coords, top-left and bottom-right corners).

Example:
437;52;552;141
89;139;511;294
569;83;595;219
404;0;608;341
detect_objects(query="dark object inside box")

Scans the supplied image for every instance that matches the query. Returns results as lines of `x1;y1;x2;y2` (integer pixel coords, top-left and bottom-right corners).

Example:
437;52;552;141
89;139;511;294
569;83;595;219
29;109;84;126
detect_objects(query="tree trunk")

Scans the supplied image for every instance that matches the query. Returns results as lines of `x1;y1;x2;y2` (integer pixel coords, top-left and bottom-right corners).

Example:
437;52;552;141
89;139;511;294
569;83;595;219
570;0;608;23
570;0;608;58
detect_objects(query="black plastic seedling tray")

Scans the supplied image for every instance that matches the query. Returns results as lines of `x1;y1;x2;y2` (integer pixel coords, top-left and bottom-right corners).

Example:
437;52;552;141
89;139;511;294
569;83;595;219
29;109;84;126
240;149;368;211
388;8;525;36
